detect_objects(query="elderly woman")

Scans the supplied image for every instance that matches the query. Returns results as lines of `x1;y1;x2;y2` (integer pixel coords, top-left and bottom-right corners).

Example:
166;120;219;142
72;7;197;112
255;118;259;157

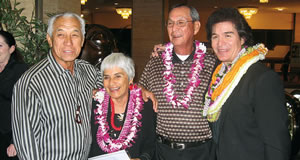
204;8;290;160
0;30;28;159
89;53;156;160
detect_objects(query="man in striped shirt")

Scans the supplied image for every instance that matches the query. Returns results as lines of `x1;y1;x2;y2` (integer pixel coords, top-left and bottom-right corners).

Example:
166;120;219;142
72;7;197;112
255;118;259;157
11;13;102;160
139;4;217;160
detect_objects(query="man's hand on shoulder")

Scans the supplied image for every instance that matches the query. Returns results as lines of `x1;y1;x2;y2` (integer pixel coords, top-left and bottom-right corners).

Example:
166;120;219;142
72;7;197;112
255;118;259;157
151;44;165;58
139;85;157;112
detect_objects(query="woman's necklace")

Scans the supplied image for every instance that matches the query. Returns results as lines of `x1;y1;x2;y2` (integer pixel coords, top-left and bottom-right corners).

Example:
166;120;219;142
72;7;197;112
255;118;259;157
162;40;206;109
203;44;268;122
93;85;144;153
110;98;122;131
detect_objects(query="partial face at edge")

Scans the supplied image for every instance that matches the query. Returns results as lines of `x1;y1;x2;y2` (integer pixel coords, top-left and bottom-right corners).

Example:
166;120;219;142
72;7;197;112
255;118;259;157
0;35;15;64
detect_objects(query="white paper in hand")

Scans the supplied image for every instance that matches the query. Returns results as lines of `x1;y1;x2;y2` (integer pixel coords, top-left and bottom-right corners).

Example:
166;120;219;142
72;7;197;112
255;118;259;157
88;150;130;160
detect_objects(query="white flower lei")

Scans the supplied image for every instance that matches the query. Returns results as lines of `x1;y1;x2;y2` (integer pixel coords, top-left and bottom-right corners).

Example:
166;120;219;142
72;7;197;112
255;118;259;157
93;86;143;153
162;40;206;108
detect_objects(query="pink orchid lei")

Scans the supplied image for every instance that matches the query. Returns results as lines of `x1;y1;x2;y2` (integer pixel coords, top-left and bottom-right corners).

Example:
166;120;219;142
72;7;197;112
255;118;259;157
162;40;206;108
93;85;144;153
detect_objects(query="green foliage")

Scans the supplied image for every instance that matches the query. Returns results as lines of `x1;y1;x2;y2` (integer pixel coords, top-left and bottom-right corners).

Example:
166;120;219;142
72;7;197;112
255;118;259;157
0;0;49;65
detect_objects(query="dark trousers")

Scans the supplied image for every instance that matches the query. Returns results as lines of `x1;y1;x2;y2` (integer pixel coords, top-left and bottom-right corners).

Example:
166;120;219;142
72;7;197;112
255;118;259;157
155;139;212;160
0;132;18;160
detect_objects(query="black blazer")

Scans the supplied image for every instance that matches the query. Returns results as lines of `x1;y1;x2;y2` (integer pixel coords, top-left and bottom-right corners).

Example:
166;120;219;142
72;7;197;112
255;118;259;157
211;62;291;160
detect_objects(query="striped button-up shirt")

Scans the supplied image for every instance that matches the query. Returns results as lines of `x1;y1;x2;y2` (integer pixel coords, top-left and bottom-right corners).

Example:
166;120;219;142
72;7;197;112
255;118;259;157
12;52;102;160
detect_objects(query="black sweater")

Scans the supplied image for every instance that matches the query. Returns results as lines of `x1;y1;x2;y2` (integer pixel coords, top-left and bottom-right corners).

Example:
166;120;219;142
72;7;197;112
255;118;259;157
0;58;28;134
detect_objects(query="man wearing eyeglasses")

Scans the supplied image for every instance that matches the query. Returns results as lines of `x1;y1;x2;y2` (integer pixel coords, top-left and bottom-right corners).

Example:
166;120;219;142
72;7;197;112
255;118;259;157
139;4;218;160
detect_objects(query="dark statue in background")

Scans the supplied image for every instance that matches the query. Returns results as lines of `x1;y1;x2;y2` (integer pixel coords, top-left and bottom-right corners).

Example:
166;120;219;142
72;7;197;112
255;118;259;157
79;24;117;67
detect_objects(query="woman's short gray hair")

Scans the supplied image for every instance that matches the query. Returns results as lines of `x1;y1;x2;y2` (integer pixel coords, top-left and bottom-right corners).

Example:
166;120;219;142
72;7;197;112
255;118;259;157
47;12;85;37
100;53;135;81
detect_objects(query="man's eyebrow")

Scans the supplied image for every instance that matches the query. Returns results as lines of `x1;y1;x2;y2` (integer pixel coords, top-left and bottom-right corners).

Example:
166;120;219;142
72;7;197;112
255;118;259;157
73;29;81;33
56;28;64;32
224;31;234;34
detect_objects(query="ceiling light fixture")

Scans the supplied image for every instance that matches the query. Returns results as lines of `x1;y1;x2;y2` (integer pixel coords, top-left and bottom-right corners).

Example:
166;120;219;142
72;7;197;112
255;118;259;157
275;7;285;11
81;0;87;5
116;8;132;19
238;7;258;19
259;0;268;3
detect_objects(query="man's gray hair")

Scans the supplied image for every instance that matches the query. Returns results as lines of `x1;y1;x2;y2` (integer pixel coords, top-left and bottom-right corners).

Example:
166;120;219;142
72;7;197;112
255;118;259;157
47;12;85;37
100;53;135;81
170;4;200;21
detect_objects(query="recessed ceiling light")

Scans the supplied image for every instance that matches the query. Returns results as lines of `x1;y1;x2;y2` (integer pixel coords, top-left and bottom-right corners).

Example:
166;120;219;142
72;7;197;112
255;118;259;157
214;6;218;9
114;2;119;5
275;7;285;11
260;0;268;3
95;7;99;10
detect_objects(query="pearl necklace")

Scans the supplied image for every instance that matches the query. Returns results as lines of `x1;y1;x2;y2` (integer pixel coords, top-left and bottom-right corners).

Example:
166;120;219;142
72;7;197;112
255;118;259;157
162;40;206;108
93;85;143;153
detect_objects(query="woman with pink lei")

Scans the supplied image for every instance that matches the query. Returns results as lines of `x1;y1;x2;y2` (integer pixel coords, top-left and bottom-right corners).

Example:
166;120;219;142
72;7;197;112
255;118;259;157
88;53;156;160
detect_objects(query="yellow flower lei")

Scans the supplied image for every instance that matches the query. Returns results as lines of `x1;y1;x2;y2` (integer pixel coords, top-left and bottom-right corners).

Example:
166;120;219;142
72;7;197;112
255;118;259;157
203;44;268;122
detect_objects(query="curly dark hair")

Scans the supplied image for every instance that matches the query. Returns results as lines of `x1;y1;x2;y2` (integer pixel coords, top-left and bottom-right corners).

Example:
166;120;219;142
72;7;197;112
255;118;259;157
206;8;254;46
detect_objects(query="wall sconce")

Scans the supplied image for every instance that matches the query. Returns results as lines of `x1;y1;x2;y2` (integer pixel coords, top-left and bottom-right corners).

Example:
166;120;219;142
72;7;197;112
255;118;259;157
116;8;132;19
81;0;87;5
260;0;268;3
238;7;258;19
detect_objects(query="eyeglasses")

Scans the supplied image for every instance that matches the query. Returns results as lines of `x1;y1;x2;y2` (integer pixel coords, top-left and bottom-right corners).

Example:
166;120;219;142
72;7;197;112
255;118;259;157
166;20;194;28
75;105;82;124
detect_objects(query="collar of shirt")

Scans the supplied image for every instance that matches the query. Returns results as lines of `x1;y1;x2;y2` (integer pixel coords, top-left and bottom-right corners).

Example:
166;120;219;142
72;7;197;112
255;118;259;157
48;51;79;77
172;42;196;64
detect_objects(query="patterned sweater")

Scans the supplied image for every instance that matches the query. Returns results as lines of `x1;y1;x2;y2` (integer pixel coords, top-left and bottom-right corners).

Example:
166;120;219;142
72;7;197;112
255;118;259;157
139;44;217;142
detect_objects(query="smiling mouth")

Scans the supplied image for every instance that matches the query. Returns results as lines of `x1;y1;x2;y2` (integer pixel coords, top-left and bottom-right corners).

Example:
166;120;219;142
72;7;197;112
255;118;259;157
109;87;120;92
217;49;228;53
64;50;73;53
172;35;182;39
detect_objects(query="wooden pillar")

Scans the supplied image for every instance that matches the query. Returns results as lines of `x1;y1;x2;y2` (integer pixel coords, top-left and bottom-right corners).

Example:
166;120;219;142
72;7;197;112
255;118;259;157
43;0;81;22
132;0;165;81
